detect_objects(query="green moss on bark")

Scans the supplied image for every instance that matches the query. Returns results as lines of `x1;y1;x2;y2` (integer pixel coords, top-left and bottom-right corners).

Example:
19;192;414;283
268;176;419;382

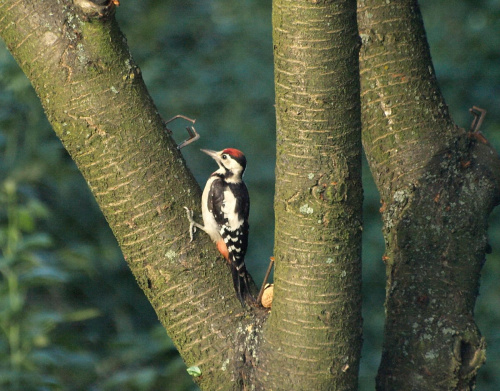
257;1;363;390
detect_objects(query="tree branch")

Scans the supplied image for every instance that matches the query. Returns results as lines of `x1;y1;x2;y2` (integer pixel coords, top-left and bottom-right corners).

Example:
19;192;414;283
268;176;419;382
358;0;500;389
0;1;260;389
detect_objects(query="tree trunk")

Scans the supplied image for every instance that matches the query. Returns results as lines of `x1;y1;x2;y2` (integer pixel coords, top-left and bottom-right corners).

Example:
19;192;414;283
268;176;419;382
0;1;255;389
358;0;500;389
256;0;363;389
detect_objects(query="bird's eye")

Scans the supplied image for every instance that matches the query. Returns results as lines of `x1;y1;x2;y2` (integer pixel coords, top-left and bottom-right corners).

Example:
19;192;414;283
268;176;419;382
222;154;227;160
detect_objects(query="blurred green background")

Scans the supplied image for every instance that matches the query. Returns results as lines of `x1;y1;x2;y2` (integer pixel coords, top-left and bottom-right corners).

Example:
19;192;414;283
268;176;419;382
0;0;498;390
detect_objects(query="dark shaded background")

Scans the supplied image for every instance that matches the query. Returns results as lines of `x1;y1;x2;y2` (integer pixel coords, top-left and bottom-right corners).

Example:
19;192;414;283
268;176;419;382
0;0;498;389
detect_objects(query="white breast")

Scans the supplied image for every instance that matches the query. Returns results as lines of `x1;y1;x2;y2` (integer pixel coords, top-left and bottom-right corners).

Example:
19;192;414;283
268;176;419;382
222;189;243;230
201;176;222;242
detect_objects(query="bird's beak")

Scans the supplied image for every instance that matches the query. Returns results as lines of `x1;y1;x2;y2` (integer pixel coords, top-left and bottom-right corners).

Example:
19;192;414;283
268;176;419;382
200;149;220;162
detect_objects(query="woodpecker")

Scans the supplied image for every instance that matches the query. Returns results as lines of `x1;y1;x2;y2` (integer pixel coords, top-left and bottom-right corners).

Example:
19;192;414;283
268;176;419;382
185;148;251;304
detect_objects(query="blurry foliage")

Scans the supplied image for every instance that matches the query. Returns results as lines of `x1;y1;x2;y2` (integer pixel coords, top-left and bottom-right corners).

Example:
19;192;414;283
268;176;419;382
0;0;498;390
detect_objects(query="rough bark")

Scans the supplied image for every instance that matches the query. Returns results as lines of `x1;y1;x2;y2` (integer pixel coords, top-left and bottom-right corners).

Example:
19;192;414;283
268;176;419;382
358;1;500;389
256;0;363;390
0;1;259;389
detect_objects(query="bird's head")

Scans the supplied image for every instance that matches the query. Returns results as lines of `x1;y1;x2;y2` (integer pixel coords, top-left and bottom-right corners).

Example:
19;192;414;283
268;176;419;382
201;148;247;181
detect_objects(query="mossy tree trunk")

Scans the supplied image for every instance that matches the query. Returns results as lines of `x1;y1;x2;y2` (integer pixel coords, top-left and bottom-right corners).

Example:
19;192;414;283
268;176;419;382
0;1;250;389
358;1;500;389
256;0;363;390
254;0;362;390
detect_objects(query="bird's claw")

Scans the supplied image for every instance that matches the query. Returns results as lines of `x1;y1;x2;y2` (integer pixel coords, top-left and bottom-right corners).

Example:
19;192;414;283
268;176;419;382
183;206;196;242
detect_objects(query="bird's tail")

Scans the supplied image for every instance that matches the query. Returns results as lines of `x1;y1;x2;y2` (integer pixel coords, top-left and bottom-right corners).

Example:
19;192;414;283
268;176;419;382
231;263;252;305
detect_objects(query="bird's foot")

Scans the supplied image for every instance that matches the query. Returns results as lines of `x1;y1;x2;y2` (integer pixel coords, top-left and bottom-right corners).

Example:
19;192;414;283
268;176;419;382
183;207;197;242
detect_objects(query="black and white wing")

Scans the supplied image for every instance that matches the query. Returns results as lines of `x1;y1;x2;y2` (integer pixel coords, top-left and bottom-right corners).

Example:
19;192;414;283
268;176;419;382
208;178;251;301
